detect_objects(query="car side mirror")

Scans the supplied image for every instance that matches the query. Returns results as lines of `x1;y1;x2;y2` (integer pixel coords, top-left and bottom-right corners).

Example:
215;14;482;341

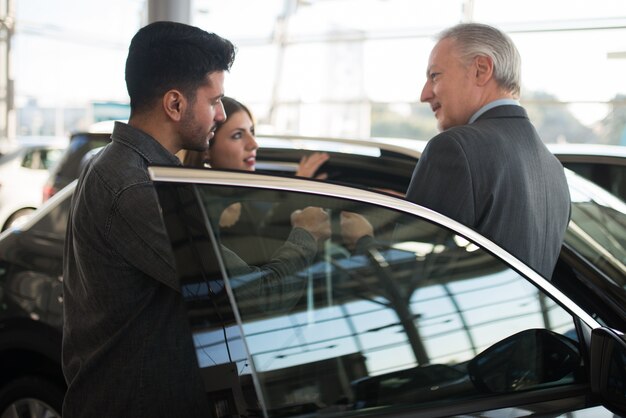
590;327;626;415
467;328;581;393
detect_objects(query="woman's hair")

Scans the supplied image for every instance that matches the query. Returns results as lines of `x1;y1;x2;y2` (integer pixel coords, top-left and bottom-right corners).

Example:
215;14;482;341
182;96;254;168
181;147;207;168
217;97;254;135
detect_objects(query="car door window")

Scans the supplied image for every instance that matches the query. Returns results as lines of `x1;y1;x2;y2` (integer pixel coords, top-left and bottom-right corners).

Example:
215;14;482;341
563;161;626;202
158;179;586;417
565;171;626;300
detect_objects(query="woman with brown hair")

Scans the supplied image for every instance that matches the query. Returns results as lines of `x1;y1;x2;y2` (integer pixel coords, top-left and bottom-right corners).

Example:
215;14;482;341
183;96;331;264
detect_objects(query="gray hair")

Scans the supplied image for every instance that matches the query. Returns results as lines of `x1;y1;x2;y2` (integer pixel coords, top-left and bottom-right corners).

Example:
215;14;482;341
437;23;521;97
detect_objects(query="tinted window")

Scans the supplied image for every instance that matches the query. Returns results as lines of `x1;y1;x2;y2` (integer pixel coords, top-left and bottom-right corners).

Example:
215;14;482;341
159;179;585;417
565;172;626;292
564;162;626;202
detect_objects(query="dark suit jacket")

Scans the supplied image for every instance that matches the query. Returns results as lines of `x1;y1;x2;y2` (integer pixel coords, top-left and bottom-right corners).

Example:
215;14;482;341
406;105;570;279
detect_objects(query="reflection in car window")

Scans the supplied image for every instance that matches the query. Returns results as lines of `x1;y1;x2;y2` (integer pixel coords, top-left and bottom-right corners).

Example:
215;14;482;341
564;162;626;202
171;183;584;417
565;170;626;292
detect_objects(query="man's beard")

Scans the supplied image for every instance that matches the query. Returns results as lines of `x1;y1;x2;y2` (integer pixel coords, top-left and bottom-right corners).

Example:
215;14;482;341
180;108;211;152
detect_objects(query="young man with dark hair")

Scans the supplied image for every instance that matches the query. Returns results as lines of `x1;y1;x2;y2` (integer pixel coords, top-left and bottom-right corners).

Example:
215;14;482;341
62;21;235;417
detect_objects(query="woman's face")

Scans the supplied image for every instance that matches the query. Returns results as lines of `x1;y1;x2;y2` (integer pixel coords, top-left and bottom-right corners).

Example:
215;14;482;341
208;109;258;171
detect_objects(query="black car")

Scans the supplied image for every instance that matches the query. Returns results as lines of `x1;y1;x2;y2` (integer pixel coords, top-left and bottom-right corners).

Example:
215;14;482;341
40;131;626;204
547;143;626;201
42;131;111;202
257;135;626;202
0;147;625;417
254;135;424;195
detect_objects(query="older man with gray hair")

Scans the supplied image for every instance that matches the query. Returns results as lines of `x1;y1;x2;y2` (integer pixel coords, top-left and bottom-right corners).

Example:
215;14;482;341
406;23;570;279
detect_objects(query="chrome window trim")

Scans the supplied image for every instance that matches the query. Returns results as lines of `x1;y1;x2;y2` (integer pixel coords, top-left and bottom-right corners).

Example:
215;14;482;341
149;165;601;330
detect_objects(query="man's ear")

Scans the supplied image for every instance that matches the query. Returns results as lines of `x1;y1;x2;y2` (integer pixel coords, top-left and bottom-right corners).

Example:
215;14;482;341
474;55;494;86
163;90;185;121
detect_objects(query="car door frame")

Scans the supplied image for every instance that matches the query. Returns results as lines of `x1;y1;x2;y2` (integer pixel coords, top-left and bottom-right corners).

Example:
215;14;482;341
150;166;626;417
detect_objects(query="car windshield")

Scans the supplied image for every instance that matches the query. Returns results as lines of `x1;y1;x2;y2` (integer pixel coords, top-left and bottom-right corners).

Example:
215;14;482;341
565;169;626;291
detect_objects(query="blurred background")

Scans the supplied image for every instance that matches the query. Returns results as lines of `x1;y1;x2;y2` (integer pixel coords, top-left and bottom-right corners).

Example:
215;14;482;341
1;0;626;144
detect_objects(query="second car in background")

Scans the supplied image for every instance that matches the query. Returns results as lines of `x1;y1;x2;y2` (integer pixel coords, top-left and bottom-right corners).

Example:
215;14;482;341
42;131;111;202
0;137;67;231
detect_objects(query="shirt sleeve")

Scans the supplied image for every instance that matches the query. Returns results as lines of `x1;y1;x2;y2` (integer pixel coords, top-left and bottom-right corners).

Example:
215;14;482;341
220;227;317;315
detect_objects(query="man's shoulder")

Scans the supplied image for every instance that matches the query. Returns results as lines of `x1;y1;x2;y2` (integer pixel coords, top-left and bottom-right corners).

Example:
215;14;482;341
443;108;533;145
90;143;152;193
422;124;513;166
427;126;481;150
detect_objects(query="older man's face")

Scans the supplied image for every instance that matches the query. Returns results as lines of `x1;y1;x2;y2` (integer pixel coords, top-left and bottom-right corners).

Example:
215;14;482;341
420;38;482;131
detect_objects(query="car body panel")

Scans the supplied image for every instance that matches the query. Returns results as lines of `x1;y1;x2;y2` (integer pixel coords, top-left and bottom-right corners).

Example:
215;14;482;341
0;138;67;231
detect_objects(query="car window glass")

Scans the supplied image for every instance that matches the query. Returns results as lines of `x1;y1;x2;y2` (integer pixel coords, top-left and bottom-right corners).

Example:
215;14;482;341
167;181;584;417
564;162;626;202
566;171;626;292
19;148;63;170
154;182;253;416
